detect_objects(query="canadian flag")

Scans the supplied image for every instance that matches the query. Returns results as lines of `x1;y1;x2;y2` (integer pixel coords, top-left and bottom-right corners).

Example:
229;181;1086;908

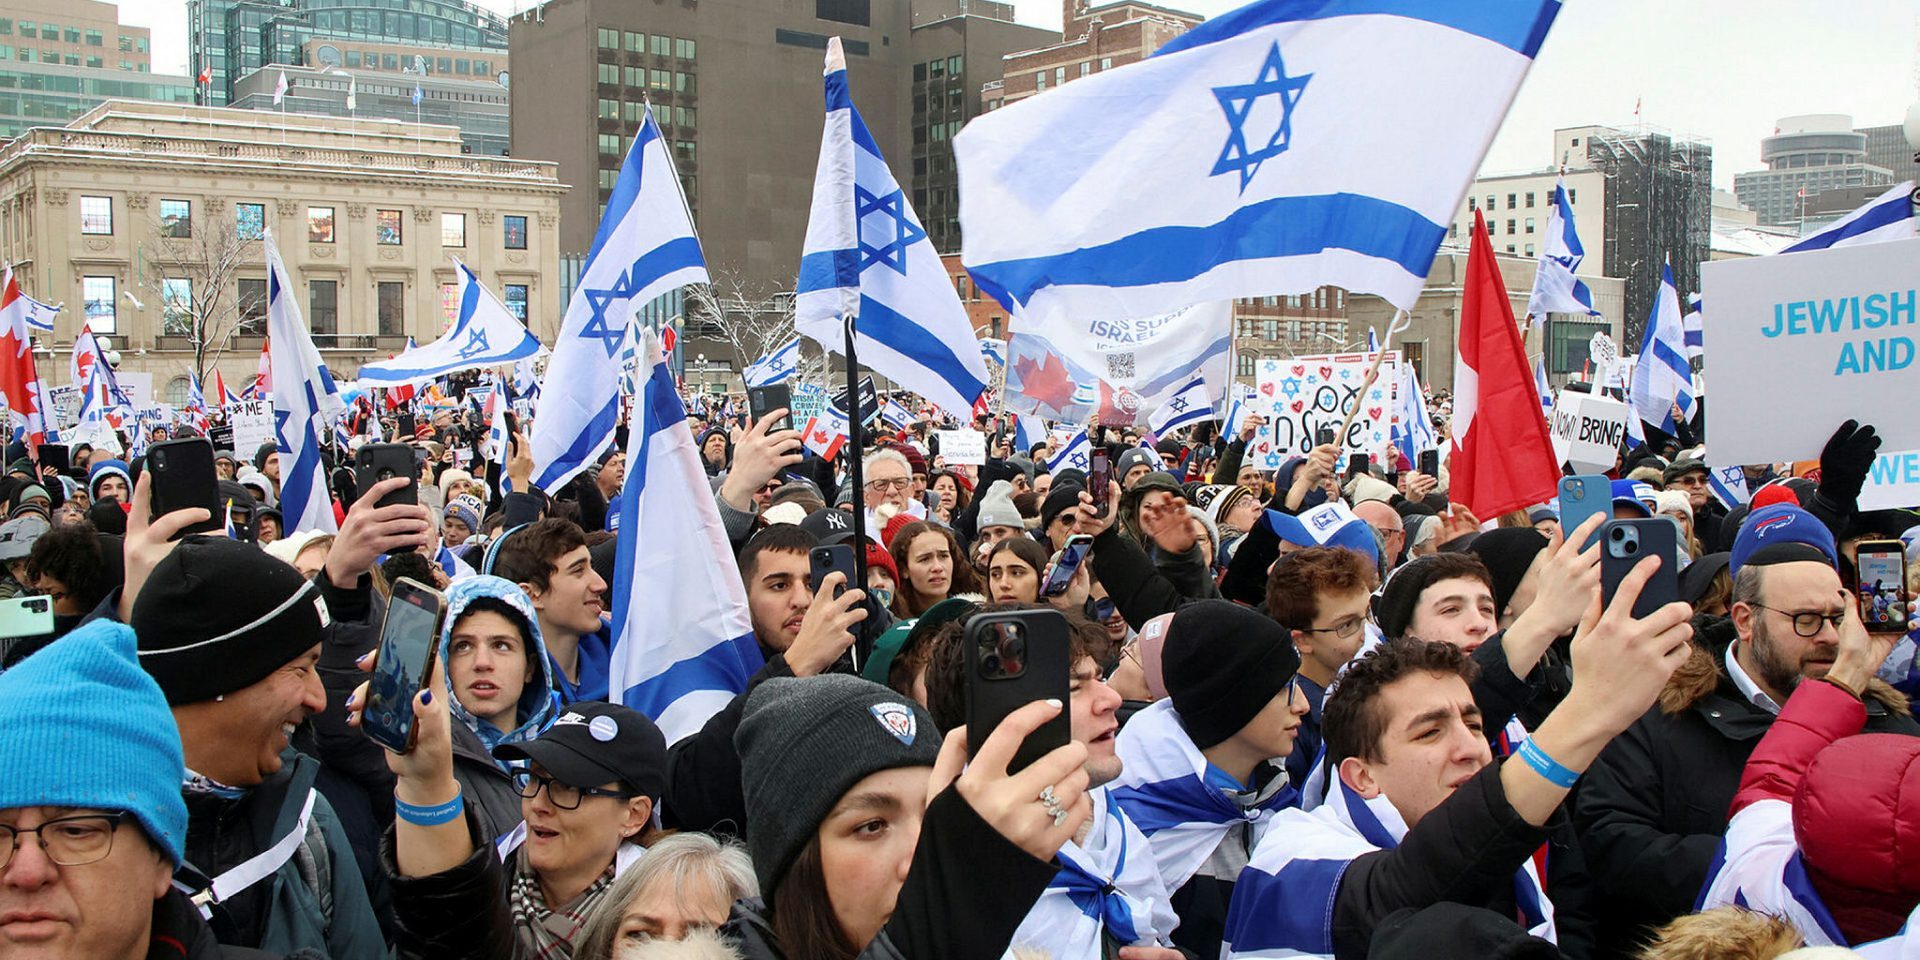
211;367;236;406
1449;209;1559;519
802;404;850;462
0;270;46;446
246;338;271;399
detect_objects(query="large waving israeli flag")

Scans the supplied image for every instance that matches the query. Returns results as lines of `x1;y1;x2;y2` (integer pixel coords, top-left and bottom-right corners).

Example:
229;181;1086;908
1630;260;1694;434
1527;177;1600;318
1782;181;1916;253
358;261;543;384
956;1;1560;321
795;38;990;418
264;230;345;534
609;329;763;744
533;105;707;492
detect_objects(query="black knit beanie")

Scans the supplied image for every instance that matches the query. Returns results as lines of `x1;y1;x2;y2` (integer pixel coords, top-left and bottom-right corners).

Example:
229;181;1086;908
131;535;328;704
1040;483;1084;532
1466;528;1549;614
735;675;942;896
1375;554;1492;640
1160;600;1300;749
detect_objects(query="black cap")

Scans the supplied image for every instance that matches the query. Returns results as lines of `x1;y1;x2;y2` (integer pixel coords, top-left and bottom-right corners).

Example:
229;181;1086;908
493;701;667;800
799;506;855;541
132;535;327;705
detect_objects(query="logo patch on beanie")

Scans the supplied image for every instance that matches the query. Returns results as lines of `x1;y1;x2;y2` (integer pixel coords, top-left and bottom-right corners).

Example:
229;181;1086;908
870;702;917;745
1754;513;1797;539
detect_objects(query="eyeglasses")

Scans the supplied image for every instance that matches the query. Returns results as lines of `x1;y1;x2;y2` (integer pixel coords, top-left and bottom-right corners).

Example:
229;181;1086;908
0;813;127;869
513;772;637;811
1298;617;1365;640
1748;603;1847;638
865;477;911;493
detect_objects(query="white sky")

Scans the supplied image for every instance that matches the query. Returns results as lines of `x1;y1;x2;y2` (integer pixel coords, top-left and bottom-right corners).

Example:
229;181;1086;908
116;0;1920;189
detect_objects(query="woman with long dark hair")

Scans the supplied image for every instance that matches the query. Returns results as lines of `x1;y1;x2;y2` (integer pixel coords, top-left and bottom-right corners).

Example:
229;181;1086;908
889;521;979;616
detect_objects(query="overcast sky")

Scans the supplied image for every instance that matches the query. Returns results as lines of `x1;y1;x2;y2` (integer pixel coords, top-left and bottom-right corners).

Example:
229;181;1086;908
118;0;1920;189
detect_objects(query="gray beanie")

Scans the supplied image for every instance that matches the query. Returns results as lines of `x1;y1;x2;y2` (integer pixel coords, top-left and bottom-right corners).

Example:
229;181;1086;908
1116;447;1158;480
735;675;942;895
1005;456;1037;484
975;479;1021;532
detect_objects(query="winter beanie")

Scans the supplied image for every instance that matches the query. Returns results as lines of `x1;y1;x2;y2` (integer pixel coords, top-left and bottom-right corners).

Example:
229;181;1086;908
0;620;188;864
87;458;131;501
1466;528;1550;614
735;675;942;895
1116;448;1157;481
445;494;483;533
1160;599;1300;749
253;441;279;473
131;535;329;704
976;480;1022;532
1040;483;1085;533
1376;554;1493;640
1731;503;1838;577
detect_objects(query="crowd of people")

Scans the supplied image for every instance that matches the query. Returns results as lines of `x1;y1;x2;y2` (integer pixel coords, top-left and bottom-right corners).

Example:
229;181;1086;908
4;386;1920;960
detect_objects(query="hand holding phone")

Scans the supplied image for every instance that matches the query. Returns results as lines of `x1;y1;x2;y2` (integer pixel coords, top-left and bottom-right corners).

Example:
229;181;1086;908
147;438;223;539
965;609;1072;773
1854;540;1908;634
1598;520;1679;620
1559;474;1612;551
809;544;858;599
1041;535;1094;598
748;384;793;431
361;577;447;754
356;443;419;509
1089;450;1111;516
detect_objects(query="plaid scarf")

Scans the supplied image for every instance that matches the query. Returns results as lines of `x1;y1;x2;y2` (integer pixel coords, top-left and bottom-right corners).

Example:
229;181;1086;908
509;852;615;960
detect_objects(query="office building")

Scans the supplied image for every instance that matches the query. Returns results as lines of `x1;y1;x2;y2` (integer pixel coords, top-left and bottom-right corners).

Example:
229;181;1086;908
987;0;1198;110
230;62;510;156
1856;121;1920;184
0;100;562;396
1732;114;1893;227
0;0;188;139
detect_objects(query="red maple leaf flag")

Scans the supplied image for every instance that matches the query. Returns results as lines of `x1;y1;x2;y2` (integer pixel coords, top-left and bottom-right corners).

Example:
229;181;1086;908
1450;209;1558;519
0;271;44;446
1012;352;1075;414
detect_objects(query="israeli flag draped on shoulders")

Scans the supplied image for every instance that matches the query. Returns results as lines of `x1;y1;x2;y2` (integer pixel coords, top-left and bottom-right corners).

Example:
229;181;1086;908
1004;788;1180;960
1223;773;1554;958
742;336;802;387
358;260;543;384
1629;260;1694;434
956;0;1562;321
609;329;763;745
1697;799;1849;949
1782;180;1917;254
795;38;990;418
534;105;707;492
264;230;344;534
1526;177;1600;318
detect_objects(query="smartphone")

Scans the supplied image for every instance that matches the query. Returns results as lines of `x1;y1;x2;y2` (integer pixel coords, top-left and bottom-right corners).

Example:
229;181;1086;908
355;443;419;509
1041;534;1094;598
1346;452;1371;479
965;608;1072;774
1089;449;1111;515
1854;540;1909;634
809;543;858;599
1599;519;1680;620
1559;474;1613;551
396;412;417;440
1316;424;1337;447
147;438;224;538
748;384;792;430
361;577;447;754
0;594;52;640
34;443;69;477
1418;449;1439;478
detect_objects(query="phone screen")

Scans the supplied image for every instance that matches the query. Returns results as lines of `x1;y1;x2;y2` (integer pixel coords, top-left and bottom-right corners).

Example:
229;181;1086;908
1041;536;1092;597
1089;451;1111;512
1857;545;1908;634
363;581;444;753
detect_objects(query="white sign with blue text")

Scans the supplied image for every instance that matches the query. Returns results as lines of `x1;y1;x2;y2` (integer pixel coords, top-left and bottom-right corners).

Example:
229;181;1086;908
1703;236;1920;465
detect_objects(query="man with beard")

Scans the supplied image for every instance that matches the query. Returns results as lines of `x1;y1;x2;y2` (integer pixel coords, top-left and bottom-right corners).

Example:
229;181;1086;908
1575;503;1920;956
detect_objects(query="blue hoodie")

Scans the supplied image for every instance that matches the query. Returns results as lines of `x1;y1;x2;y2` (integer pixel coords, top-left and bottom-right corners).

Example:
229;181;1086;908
438;576;558;772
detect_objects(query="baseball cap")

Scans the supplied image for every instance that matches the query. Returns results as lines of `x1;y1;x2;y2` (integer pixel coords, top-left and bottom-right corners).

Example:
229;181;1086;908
1611;479;1657;518
1265;501;1382;567
493;701;667;800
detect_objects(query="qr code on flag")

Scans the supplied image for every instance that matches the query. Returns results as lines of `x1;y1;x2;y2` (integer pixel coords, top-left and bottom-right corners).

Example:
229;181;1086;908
1105;352;1135;380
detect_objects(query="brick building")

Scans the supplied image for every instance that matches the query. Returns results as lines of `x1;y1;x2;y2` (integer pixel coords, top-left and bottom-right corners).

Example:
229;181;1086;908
985;0;1198;110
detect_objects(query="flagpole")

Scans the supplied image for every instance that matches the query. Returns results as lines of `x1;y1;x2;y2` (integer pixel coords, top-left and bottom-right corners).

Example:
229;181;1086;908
842;311;871;669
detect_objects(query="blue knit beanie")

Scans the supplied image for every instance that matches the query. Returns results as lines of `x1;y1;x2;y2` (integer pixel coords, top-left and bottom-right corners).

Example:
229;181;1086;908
0;620;188;864
88;458;132;501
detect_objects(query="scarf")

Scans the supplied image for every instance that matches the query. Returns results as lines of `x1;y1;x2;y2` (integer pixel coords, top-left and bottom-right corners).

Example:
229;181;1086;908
1110;699;1298;892
509;850;616;960
1003;788;1179;960
1221;775;1555;959
182;769;249;801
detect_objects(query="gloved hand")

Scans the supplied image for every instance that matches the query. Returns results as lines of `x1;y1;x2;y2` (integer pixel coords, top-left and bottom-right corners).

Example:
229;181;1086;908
1818;419;1881;505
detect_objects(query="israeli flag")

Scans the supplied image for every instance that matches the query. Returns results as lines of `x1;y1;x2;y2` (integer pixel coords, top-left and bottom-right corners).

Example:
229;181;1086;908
513;356;540;401
1391;360;1438;467
795;38;991;418
1;267;61;334
1048;428;1092;473
1630;260;1694;434
1682;292;1704;361
487;377;513;494
533;105;706;492
359;261;543;384
1010;411;1045;454
742;336;802;387
1534;353;1553;415
1526;177;1601;318
877;398;916;433
1222;382;1258;439
1782;180;1916;253
1148;377;1215;436
1707;462;1750;509
608;329;764;744
956;1;1561;321
979;336;1008;368
264;230;344;534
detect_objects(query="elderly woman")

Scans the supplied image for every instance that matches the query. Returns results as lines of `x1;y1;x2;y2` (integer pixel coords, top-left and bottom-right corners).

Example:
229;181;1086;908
574;833;758;959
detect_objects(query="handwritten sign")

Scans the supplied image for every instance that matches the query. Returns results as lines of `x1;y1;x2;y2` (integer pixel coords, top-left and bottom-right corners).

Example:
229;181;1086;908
1549;391;1630;473
226;400;275;453
935;429;986;465
1249;352;1398;470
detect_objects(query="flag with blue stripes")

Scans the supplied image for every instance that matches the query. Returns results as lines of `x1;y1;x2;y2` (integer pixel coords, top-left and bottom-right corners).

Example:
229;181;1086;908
1148;377;1216;436
608;328;763;744
488;376;514;494
1708;462;1749;509
979;336;1008;368
533;104;706;492
1526;177;1601;318
742;335;803;387
1630;260;1694;434
1222;383;1258;440
264;229;344;534
956;0;1562;321
1048;428;1092;473
1391;360;1438;467
795;37;990;418
1697;800;1849;949
1782;180;1916;254
1534;353;1553;416
877;398;915;433
359;260;543;384
1683;292;1704;361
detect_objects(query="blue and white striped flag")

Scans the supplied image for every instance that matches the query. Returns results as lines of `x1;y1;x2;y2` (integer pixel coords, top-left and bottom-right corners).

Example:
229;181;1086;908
264;229;344;534
1630;260;1694;435
1682;292;1704;361
358;260;543;384
1533;353;1553;416
1526;177;1601;319
877;398;915;433
1047;428;1092;473
533;104;706;492
741;335;802;387
487;376;514;494
1391;360;1438;467
956;1;1561;320
979;336;1008;368
1782;180;1916;254
795;38;990;418
512;356;540;401
1148;376;1216;436
1222;383;1258;439
1707;462;1749;509
609;329;763;744
1009;411;1045;454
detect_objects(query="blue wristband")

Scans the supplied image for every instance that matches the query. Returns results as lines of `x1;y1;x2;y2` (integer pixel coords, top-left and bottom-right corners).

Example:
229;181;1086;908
396;789;464;826
1516;738;1579;789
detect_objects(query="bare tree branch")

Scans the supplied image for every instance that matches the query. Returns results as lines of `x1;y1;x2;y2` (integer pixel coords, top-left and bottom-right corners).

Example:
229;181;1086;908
138;206;262;391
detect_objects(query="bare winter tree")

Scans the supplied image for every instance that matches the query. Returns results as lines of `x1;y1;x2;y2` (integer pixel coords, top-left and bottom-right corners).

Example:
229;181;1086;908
139;204;264;388
681;271;830;389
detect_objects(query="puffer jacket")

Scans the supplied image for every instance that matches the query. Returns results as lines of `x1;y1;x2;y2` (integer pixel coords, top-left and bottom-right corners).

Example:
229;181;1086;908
437;576;559;843
149;887;312;959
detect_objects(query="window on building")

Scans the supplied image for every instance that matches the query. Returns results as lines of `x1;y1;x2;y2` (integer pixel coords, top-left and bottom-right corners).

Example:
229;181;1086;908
1567;188;1576;205
237;278;267;332
1237;353;1255;377
376;281;405;336
441;213;465;247
817;0;871;26
85;29;102;46
16;22;32;39
159;199;191;238
1525;217;1535;234
1262;318;1279;340
0;47;10;59
949;55;962;74
375;209;402;244
503;215;527;249
598;133;620;155
83;277;116;333
652;35;671;56
1467;196;1476;210
599;169;618;190
1079;62;1090;77
64;27;78;43
1506;244;1516;254
307;206;334;243
623;65;642;85
675;140;695;164
1449;222;1458;237
85;55;100;67
1054;66;1065;85
1484;195;1493;211
0;21;11;36
1035;71;1046;91
677;38;695;60
1525;191;1535;208
650;68;670;89
18;49;31;61
1525;243;1535;257
675;71;693;94
232;202;264;241
161;278;193;335
1505;219;1515;235
80;196;111;234
308;280;337;335
346;51;359;67
598;63;618;84
624;31;644;52
503;284;528;322
598;97;618;119
440;282;460;328
1099;57;1113;70
675;105;695;127
624;101;645;122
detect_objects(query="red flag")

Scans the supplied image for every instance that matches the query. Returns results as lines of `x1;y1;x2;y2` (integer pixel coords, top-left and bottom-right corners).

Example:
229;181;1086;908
0;273;44;446
1449;210;1558;519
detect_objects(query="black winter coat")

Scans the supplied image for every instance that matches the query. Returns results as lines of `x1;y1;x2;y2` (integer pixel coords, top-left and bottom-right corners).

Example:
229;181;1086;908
662;654;796;836
148;888;307;959
381;809;514;960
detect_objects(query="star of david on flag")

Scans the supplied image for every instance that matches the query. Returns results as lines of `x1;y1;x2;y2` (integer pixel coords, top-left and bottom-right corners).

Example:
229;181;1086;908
357;259;542;385
1211;42;1310;193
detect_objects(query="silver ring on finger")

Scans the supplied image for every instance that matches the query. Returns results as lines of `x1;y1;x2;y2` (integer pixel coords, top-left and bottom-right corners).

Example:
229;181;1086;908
1037;785;1067;827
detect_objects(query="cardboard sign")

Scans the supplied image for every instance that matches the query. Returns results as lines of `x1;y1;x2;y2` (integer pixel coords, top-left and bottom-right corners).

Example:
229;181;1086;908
226;399;275;453
935;429;986;465
1703;236;1920;464
1549;391;1631;473
1249;352;1398;470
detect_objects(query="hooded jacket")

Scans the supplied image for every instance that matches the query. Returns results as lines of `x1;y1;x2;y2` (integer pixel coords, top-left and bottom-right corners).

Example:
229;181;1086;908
438;575;558;843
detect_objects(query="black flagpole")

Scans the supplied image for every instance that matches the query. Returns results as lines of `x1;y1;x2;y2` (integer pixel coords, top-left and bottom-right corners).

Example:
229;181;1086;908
842;312;871;669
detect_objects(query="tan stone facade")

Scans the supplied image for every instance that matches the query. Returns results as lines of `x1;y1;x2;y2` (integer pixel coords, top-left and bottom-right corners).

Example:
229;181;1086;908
0;0;151;73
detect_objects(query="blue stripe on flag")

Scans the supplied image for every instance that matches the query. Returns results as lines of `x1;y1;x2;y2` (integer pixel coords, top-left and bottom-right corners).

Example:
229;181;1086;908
1225;858;1348;956
1782;191;1912;253
797;248;863;294
534;394;622;492
858;294;990;399
1155;0;1561;60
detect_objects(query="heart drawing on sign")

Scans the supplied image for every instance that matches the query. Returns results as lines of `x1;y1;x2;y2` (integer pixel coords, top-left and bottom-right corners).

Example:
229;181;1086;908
1367;407;1383;420
1318;366;1333;380
1290;365;1306;377
1290;400;1305;413
1260;382;1276;397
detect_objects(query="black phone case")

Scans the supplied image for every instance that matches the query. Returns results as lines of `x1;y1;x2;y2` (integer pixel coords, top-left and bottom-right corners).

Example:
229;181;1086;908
1600;519;1679;620
1418;450;1439;476
749;385;792;427
965;609;1072;774
148;438;224;537
809;544;857;598
355;444;419;509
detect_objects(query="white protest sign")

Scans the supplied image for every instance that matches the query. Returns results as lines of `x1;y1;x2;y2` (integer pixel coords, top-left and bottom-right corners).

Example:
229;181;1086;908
226;399;275;453
1860;449;1920;511
46;385;80;430
1548;391;1631;473
935;429;987;465
1704;236;1920;464
1250;352;1397;471
114;371;153;407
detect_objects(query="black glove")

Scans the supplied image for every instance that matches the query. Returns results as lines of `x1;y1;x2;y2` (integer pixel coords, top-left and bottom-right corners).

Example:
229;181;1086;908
1818;419;1880;505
